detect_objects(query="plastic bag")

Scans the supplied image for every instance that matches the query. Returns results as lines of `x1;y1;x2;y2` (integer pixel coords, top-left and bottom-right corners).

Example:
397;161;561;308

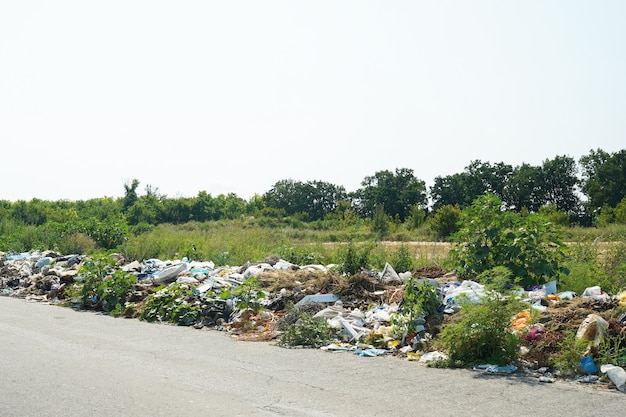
600;364;626;393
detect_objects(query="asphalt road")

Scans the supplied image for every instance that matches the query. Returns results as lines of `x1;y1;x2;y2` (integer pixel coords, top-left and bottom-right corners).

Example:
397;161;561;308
1;296;624;417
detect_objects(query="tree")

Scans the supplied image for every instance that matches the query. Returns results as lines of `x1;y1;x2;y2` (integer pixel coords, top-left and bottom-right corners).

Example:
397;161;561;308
614;196;626;224
263;179;347;221
580;148;626;212
406;204;427;229
502;163;544;212
122;179;140;212
10;199;48;226
160;197;193;224
430;173;468;211
371;204;390;238
354;168;427;221
429;204;461;240
541;155;580;214
429;160;512;210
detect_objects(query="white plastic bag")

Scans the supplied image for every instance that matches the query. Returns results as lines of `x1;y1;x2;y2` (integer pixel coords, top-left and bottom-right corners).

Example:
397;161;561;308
600;364;626;393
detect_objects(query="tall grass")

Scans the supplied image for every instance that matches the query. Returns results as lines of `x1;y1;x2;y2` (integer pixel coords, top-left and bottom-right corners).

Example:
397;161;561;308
560;241;626;295
117;221;454;269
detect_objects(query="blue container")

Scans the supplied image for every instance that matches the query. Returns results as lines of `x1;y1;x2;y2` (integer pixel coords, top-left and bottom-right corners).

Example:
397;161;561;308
580;356;598;374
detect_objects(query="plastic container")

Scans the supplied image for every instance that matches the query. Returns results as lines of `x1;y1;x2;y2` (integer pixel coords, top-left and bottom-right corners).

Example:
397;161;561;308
580;356;598;374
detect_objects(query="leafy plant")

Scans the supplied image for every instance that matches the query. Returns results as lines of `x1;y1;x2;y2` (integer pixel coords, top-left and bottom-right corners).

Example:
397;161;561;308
429;204;461;240
391;244;416;274
596;321;626;367
476;266;520;293
549;330;589;374
224;277;266;314
65;253;136;316
139;282;200;326
451;193;569;288
391;276;441;341
277;304;335;348
436;291;523;366
371;204;390;239
340;241;373;275
406;204;426;230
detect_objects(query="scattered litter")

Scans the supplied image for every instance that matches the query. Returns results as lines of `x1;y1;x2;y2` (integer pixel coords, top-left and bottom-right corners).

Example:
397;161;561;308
2;249;626;393
577;375;599;384
576;314;608;346
419;351;447;363
580;356;598;374
600;364;626;393
295;293;340;307
378;263;402;285
354;348;388;357
473;364;518;374
581;286;610;301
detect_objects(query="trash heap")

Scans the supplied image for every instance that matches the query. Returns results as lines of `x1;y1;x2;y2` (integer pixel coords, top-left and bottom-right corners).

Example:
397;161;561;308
2;250;626;393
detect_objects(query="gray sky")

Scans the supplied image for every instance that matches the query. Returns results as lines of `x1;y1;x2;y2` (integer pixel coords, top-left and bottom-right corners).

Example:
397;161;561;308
2;1;625;202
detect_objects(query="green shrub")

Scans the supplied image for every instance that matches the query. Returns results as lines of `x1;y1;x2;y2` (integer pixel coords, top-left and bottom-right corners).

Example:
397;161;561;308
451;194;569;288
65;253;136;316
223;277;266;314
139;282;200;326
391;276;441;341
57;232;97;255
429;204;461;240
406;205;427;230
279;244;329;266
549;331;589;374
597;328;626;368
277;304;335;348
340;241;374;275
476;266;520;292
560;242;622;295
436;291;523;366
371;205;390;239
391;244;416;273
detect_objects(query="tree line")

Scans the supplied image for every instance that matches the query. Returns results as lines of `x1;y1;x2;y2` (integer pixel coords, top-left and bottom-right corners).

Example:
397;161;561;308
1;148;626;242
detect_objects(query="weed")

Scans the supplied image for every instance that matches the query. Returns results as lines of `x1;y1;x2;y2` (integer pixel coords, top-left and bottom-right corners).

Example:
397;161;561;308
65;253;136;316
277;304;335;348
596;320;626;367
340;241;374;275
391;276;441;341
391;244;416;274
139;282;200;326
436;291;523;366
225;277;266;314
549;330;589;375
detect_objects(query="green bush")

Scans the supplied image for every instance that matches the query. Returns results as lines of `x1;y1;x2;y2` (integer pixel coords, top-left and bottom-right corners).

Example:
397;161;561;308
476;266;520;292
224;277;266;314
549;331;589;374
277;304;335;348
406;205;427;230
65;253;136;316
436;291;523;366
451;194;569;288
560;242;623;295
597;324;626;367
139;282;200;326
391;276;441;341
391;244;416;273
57;232;97;255
371;205;390;239
340;241;374;275
429;204;461;240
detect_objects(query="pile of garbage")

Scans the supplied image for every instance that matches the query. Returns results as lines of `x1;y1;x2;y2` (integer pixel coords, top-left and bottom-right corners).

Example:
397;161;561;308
2;250;626;392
